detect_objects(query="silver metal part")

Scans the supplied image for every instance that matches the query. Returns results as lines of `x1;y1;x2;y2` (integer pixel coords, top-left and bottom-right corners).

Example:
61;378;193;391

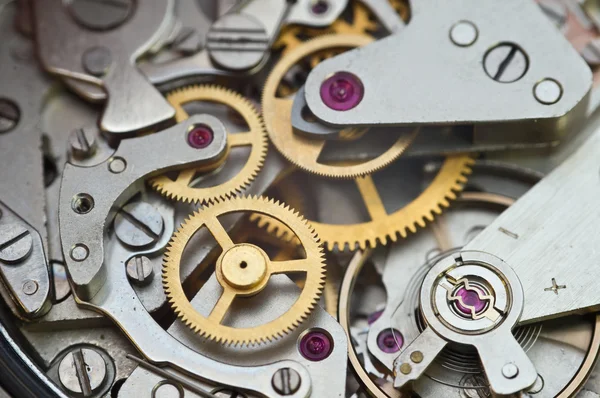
68;0;134;31
68;127;98;160
286;0;348;28
58;347;107;396
32;0;176;136
119;274;347;397
0;203;51;317
461;125;600;323
114;202;164;249
358;0;405;33
206;13;269;72
394;251;538;396
301;0;591;147
58;115;227;300
125;255;154;286
272;368;302;396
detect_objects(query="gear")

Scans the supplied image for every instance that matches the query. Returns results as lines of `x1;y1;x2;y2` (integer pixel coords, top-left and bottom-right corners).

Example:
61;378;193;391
163;196;326;345
150;85;267;204
252;156;475;250
263;34;416;179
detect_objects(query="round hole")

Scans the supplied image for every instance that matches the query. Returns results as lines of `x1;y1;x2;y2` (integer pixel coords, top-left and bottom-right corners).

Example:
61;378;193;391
311;0;330;15
240;261;248;269
71;193;94;214
187;124;214;149
301;105;318;123
320;72;364;111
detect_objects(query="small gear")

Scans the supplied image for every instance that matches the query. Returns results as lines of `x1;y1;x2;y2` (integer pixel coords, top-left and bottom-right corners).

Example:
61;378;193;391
150;85;267;204
252;156;475;250
263;34;416;179
163;196;326;345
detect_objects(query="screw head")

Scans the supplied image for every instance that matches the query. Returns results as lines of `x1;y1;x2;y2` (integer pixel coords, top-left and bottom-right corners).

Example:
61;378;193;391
502;363;519;379
58;348;107;395
207;14;269;72
483;43;529;83
114;202;164;248
69;0;134;31
271;368;301;396
82;46;113;77
399;363;412;375
69;127;98;159
0;224;33;264
126;256;154;286
320;72;364;111
534;78;563;105
0;99;20;133
449;21;478;47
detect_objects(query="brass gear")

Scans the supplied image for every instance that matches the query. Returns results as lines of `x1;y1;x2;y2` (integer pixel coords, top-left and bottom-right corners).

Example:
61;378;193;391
150;85;267;204
263;34;416;179
163;196;326;345
252;156;475;250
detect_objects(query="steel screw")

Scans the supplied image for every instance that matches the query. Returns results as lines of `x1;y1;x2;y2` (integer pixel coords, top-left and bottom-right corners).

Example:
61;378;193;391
22;280;38;295
534;78;562;105
449;21;478;47
206;14;269;72
69;0;133;31
58;348;107;396
483;43;529;83
502;363;519;379
114;202;164;248
271;368;301;396
0;99;20;133
126;256;154;286
69;127;98;159
82;46;113;77
0;224;33;264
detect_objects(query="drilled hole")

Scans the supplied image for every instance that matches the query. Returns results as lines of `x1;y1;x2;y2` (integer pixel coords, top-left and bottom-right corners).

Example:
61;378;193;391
71;193;94;214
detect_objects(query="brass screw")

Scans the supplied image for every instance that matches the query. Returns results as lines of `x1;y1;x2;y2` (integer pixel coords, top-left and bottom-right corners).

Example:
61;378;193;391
410;351;423;363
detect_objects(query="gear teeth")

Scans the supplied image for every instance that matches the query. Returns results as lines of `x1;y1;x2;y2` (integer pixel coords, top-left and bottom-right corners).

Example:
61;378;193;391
162;196;326;346
150;85;268;204
253;155;475;251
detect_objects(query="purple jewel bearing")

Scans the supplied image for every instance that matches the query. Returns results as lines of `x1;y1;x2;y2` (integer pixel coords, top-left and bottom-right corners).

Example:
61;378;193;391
377;329;404;354
319;72;364;111
299;330;334;361
187;124;214;149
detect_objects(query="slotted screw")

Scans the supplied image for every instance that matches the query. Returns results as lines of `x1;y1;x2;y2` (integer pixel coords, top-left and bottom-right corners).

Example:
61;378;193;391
126;255;154;286
0;224;33;264
114;202;164;248
483;43;529;83
58;348;107;396
0;99;20;133
271;368;301;396
69;127;98;159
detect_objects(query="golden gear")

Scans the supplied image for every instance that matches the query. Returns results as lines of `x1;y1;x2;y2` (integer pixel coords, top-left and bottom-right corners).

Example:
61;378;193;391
263;34;416;179
150;85;267;204
252;156;475;251
163;196;326;345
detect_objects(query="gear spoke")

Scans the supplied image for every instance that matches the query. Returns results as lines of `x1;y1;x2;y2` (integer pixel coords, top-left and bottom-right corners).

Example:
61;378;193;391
228;132;255;147
175;169;196;187
204;217;235;251
269;258;311;275
208;288;237;324
355;175;387;220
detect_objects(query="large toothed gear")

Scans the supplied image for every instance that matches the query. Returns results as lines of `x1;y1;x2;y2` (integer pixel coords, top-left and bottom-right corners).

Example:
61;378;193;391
263;34;416;179
252;156;475;250
150;85;267;204
162;196;326;345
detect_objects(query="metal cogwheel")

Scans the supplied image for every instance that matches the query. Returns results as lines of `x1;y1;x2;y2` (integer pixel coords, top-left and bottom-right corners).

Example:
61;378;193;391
162;196;326;345
263;34;416;179
150;85;267;204
252;156;475;251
